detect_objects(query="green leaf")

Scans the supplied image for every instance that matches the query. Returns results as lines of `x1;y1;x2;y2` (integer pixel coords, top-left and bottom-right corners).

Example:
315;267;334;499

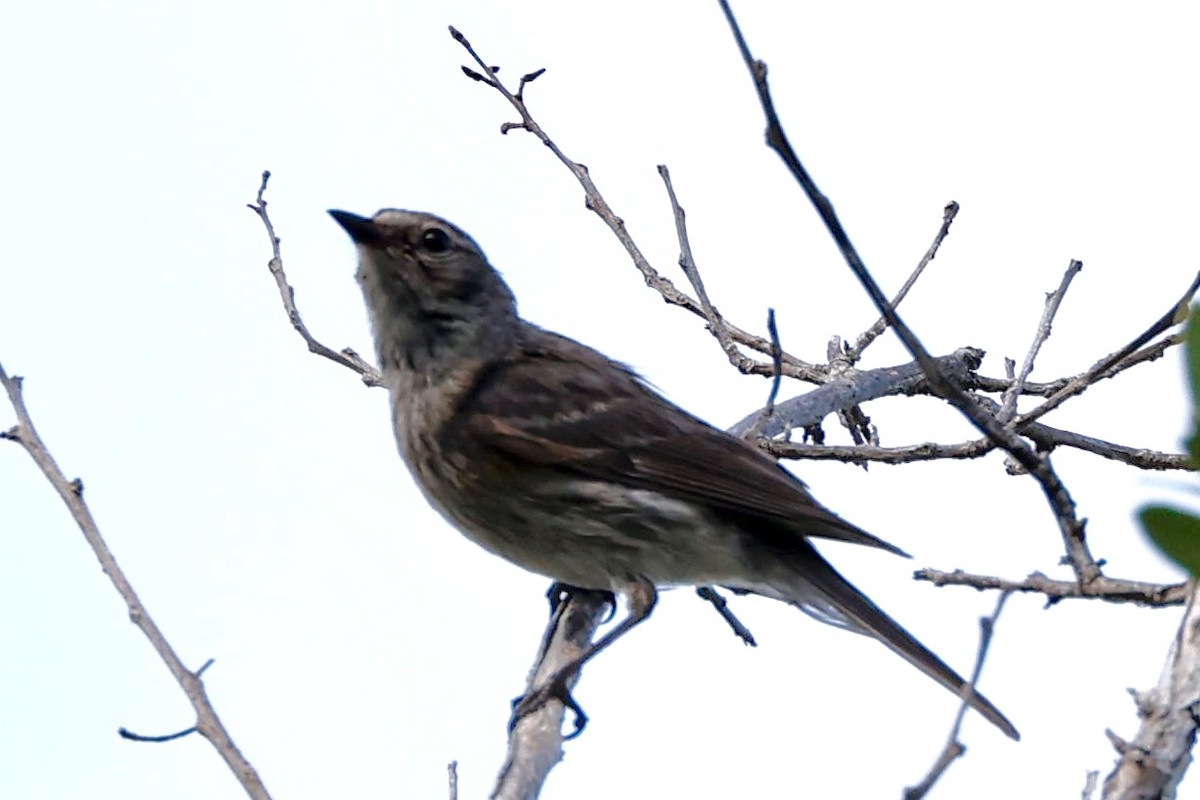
1141;504;1200;577
1188;309;1200;467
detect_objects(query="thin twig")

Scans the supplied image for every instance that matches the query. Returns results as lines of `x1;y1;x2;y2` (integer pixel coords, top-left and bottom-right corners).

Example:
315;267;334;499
974;334;1182;397
765;309;783;414
1017;270;1200;427
764;427;1189;471
718;0;1099;585
657;164;744;366
999;260;1083;423
118;726;198;743
914;568;1188;607
743;309;786;440
447;26;825;383
695;587;757;646
0;364;273;800
246;171;382;387
904;592;1011;799
847;201;959;362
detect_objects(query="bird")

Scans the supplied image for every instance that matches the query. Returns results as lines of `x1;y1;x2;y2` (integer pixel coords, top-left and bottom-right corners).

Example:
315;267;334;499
329;206;1019;741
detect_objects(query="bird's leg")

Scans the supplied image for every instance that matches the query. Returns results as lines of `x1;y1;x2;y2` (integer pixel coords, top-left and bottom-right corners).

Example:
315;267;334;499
545;582;616;622
510;577;657;738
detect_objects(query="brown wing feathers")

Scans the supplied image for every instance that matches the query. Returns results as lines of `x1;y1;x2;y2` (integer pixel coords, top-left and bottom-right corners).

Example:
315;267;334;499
453;330;908;557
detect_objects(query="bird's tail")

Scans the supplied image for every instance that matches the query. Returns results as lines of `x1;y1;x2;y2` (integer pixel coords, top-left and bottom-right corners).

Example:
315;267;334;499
745;545;1019;741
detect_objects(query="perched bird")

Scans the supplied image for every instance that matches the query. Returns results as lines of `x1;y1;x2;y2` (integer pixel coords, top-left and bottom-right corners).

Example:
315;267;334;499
329;207;1019;741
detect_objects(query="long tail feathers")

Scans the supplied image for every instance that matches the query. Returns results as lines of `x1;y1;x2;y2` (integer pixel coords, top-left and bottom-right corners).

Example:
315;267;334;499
749;547;1020;741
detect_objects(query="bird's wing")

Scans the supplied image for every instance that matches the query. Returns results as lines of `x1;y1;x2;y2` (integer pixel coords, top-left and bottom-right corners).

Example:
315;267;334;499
446;329;907;557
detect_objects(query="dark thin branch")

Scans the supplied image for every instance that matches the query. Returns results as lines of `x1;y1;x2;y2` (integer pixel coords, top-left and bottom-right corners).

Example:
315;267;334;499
1023;426;1189;471
718;0;1098;584
974;334;1182;397
764;309;783;415
118;726;198;743
1018;271;1200;427
0;364;272;800
696;587;757;646
847;201;959;362
904;592;1010;799
743;309;787;440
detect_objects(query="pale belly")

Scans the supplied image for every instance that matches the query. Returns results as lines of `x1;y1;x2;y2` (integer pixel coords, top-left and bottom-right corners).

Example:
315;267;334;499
420;475;751;592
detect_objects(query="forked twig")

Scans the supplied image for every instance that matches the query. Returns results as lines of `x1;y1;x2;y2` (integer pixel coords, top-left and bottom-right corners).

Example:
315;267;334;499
0;365;272;800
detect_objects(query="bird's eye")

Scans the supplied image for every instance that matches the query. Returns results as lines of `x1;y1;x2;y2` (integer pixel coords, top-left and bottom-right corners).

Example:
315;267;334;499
420;228;453;253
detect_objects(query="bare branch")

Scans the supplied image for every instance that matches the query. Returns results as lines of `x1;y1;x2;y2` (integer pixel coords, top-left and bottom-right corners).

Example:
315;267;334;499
763;430;1188;472
118;725;198;743
447;27;825;383
657;164;756;371
904;593;1011;799
1102;583;1200;798
730;349;986;439
974;334;1182;397
492;590;612;800
914;568;1187;607
1022;423;1190;471
1018;270;1200;427
695;587;757;647
718;0;1099;584
764;308;784;415
847;201;959;362
742;308;787;441
0;364;273;800
999;260;1083;422
246;171;382;387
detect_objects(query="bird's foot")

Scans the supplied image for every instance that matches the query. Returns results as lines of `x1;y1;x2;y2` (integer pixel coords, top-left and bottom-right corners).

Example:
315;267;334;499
508;669;589;740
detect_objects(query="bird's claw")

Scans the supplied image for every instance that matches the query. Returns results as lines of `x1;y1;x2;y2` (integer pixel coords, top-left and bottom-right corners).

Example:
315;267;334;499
509;671;589;740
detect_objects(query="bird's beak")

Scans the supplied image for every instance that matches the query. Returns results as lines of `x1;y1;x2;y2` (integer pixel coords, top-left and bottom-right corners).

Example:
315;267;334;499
328;209;380;244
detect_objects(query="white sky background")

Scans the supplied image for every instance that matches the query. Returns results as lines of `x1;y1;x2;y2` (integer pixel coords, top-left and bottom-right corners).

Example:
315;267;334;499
2;1;1198;798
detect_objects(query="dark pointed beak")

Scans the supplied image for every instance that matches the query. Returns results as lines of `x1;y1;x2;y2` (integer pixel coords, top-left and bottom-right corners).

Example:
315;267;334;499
328;209;380;244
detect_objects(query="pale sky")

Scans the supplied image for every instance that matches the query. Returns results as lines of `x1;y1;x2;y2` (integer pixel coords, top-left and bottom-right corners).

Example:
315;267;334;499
3;1;1199;798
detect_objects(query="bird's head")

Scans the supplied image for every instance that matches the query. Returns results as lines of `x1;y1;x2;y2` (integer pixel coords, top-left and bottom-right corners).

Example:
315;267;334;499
329;208;519;377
